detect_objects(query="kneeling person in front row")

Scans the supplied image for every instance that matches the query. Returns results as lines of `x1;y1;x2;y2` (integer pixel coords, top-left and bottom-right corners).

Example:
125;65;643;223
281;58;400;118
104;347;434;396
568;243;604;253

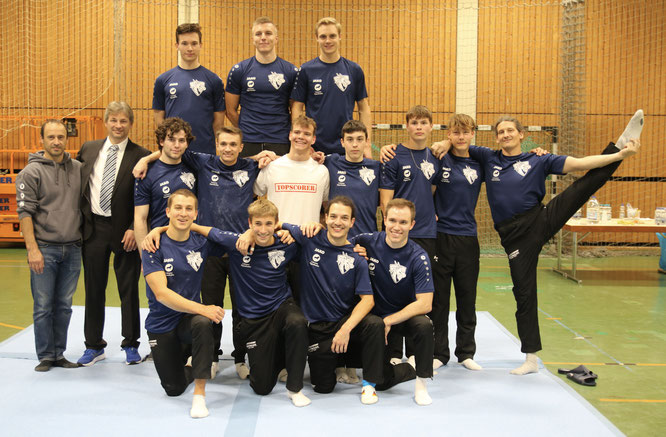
280;196;385;404
353;198;434;405
142;189;224;418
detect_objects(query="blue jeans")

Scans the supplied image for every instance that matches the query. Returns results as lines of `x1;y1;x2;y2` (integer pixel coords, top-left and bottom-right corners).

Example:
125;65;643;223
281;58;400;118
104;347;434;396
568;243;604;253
30;243;82;361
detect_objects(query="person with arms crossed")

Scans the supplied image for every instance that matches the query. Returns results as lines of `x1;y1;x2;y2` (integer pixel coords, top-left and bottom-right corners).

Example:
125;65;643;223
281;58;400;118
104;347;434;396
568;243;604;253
153;23;225;154
432;111;643;374
17;120;82;372
226;17;299;157
77;102;150;366
142;189;223;418
291;17;372;157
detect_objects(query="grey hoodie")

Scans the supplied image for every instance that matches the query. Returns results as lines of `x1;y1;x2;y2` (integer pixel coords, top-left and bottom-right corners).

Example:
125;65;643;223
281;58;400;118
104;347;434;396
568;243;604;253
16;151;82;244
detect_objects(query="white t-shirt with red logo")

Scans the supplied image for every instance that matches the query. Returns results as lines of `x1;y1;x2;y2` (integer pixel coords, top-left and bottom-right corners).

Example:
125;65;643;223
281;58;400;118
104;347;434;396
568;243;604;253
254;155;330;225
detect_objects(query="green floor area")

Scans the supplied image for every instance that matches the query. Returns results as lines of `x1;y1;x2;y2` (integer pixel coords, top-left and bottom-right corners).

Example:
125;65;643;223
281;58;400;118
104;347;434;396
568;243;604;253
1;248;664;436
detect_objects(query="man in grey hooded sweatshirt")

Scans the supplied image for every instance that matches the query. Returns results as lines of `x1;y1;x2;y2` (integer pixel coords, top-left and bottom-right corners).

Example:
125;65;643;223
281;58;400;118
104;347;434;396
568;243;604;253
16;119;83;372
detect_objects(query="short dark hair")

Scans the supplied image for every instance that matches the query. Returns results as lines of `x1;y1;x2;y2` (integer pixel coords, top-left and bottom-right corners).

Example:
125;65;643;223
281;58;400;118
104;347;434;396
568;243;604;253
176;23;202;43
386;198;415;221
167;188;198;210
155;118;194;150
493;115;526;135
40;119;67;138
341;120;368;139
325;195;356;219
406;105;433;124
215;126;243;143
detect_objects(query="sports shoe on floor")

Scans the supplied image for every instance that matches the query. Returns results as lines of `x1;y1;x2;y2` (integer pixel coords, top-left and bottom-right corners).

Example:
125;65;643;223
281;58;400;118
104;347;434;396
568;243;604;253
77;348;106;367
123;347;141;365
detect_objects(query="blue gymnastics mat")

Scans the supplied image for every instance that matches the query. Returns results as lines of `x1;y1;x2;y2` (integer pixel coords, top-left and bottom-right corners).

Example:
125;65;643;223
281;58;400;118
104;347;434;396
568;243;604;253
0;307;622;437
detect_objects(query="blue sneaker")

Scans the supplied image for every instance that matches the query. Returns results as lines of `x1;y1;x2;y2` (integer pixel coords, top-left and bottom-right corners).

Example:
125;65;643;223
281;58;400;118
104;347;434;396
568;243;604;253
77;348;105;367
123;347;141;365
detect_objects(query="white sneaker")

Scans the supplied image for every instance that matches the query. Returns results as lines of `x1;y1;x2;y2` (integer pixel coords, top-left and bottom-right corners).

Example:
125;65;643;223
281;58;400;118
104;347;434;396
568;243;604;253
361;385;378;405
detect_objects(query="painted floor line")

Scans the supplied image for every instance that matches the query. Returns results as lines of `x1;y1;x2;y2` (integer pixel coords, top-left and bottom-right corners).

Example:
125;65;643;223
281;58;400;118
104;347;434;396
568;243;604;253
544;362;666;367
0;322;25;330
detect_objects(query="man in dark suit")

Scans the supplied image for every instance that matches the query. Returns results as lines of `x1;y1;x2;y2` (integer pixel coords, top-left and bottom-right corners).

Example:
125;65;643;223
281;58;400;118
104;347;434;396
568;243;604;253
76;101;150;366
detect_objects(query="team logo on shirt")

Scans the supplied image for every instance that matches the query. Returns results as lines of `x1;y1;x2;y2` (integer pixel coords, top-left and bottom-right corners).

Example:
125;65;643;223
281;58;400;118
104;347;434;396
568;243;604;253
189;79;206;96
233;170;249;187
491;166;502;182
463;166;478;185
180;172;196;189
310;248;324;267
186;250;203;271
210;174;219;186
336;252;355;275
268;72;286;90
513;161;531;177
268;250;286;269
389;261;407;283
420;160;435;180
241;255;252;268
440;166;451;183
333;73;351;92
402;166;412;181
359;166;376;186
337;174;346;186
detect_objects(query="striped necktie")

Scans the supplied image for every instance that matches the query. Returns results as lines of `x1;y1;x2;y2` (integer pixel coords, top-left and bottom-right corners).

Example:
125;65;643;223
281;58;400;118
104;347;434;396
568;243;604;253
99;144;119;214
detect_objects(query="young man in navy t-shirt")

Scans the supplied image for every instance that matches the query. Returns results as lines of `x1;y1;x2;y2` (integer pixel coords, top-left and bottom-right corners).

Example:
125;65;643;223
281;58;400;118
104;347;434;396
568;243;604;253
431;114;484;372
135;118;196;255
153;23;225;154
141;189;224;419
290;17;372;157
352;198;435;405
280;196;385;404
325;120;380;238
432;111;643;375
226;17;298;157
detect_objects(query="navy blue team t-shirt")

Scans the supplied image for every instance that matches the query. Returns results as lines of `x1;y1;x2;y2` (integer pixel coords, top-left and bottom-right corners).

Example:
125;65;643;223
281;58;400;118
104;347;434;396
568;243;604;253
380;144;438;239
324;154;379;238
290;57;368;155
134;160;197;228
152;66;226;154
226;56;298;144
352;232;433;317
142;232;223;334
207;229;299;318
468;146;567;224
434;153;484;236
181;150;258;233
282;223;372;323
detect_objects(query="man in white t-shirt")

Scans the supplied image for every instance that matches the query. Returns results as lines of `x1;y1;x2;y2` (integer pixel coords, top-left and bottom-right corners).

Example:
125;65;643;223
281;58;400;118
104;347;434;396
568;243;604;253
254;115;329;225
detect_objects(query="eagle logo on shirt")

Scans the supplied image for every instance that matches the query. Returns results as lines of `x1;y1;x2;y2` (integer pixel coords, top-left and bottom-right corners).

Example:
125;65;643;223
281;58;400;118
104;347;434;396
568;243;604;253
389;261;407;283
233;170;249;187
186;251;203;271
420;160;435;180
462;166;478;185
513;161;532;177
359;166;376;186
336;252;355;274
189;79;206;96
333;73;351;92
268;72;286;90
180;172;196;189
268;250;286;269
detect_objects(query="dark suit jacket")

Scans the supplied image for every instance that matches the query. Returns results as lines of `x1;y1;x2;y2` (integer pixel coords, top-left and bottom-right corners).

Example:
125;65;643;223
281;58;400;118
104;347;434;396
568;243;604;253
77;138;150;247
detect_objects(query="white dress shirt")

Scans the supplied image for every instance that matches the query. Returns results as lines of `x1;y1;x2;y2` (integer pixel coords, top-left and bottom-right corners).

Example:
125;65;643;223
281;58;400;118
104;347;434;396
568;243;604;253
89;137;128;216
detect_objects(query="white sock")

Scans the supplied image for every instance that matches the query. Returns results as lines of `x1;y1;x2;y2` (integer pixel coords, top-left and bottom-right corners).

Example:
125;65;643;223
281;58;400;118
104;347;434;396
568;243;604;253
433;358;444;370
361;385;378;405
190;394;209;418
185;356;192;367
210;361;219;379
278;368;288;382
288;390;311;407
335;367;350;383
460;358;482;371
615;109;644;150
407;355;416;370
389;357;402;365
235;363;249;380
414;377;432;406
510;353;539;375
346;367;360;383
